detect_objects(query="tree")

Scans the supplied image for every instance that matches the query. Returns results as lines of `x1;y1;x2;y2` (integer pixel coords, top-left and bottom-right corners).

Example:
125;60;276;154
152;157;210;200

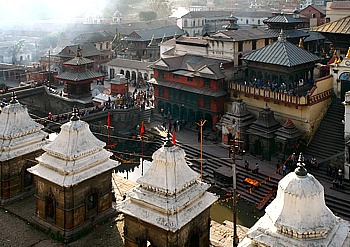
139;11;157;21
147;0;172;18
8;39;25;65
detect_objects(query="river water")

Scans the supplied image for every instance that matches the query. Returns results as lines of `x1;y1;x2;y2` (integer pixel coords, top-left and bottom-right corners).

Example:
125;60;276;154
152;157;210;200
116;160;264;228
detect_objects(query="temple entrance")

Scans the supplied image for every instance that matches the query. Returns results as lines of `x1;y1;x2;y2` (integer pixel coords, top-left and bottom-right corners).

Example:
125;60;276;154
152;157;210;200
45;194;56;221
188;232;200;247
254;139;262;156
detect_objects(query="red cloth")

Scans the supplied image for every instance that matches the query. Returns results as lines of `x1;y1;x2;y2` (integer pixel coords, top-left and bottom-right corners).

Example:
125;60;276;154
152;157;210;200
140;121;145;137
172;128;176;145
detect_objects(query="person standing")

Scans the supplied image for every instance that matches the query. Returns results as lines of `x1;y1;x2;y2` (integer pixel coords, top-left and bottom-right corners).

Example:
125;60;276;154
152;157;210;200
282;164;287;176
244;160;249;171
276;160;281;174
255;163;259;174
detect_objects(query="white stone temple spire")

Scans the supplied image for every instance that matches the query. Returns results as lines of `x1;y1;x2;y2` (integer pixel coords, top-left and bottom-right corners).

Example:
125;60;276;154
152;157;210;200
239;153;350;247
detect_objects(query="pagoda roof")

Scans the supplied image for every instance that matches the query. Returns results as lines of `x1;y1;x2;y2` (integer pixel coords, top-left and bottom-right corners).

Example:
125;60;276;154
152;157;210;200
28;113;119;187
0;96;48;161
118;138;217;232
56;70;104;82
263;13;302;24
243;32;320;67
264;28;309;39
64;56;94;66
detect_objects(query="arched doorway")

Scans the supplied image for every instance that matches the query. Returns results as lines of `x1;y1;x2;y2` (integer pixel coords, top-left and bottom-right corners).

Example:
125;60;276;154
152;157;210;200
254;139;262;156
173;104;180;119
340;72;350;101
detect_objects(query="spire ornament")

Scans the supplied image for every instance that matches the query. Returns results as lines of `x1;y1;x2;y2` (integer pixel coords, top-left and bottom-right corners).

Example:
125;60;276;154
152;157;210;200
294;152;307;176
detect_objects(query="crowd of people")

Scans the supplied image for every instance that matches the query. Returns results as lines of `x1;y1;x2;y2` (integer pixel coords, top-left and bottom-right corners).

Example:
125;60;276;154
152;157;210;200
236;77;313;97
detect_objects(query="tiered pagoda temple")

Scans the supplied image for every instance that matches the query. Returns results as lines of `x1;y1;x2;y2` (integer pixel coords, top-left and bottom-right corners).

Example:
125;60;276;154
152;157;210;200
28;109;119;240
263;13;308;44
118;135;217;246
0;94;48;205
56;45;104;98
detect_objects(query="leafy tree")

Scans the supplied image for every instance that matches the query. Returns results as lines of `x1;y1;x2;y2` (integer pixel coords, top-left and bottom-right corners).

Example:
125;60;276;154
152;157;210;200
38;33;59;49
147;0;172;18
139;11;157;21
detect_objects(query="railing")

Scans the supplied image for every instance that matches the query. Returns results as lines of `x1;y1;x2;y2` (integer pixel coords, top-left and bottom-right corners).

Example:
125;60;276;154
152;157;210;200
228;76;333;107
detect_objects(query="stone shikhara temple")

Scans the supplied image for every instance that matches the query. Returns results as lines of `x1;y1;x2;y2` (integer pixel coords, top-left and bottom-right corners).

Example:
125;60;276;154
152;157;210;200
118;135;218;246
28;109;119;240
0;95;48;205
239;155;350;247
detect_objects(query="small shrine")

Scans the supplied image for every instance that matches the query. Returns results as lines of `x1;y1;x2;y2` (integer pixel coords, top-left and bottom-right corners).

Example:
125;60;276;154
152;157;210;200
56;44;104;98
0;94;48;205
275;119;302;160
118;135;217;246
239;155;350;246
216;98;255;149
28;109;119;240
247;104;280;161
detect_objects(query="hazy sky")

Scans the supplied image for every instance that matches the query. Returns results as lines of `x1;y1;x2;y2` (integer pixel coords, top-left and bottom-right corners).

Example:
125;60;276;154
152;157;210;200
0;0;110;22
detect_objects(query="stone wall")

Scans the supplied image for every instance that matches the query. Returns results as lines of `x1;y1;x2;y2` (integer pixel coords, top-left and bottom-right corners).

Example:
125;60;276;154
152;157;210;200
124;208;211;247
0;150;43;205
34;170;113;237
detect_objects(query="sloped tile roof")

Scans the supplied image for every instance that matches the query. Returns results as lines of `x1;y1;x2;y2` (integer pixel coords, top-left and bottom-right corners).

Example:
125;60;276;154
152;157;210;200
211;27;275;41
73;30;114;43
243;37;320;67
64;56;94;66
151;54;229;79
181;10;231;18
106;58;153;70
330;1;350;9
264;28;309;39
263;14;302;24
58;43;101;58
123;26;184;42
311;15;350;34
56;70;104;81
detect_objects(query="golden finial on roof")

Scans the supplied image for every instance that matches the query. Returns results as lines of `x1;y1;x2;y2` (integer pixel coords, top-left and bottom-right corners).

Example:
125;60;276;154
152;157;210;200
346;47;350;59
298;38;304;48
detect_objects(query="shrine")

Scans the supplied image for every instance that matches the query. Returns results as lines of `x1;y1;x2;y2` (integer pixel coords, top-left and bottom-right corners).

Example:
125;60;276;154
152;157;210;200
275;119;302;160
239;155;350;246
28;109;119;240
216;98;255;149
56;44;104;98
0;94;48;205
118;135;217;247
247;104;280;161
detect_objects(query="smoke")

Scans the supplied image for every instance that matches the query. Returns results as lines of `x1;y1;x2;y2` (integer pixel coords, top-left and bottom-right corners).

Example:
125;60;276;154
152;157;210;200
0;0;110;22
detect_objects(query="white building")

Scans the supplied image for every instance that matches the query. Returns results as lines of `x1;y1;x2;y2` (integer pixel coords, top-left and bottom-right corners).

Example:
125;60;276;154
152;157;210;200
239;155;350;246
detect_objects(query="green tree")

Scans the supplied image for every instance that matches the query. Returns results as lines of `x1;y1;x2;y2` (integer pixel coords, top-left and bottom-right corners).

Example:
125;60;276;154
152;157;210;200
139;11;157;21
147;0;172;18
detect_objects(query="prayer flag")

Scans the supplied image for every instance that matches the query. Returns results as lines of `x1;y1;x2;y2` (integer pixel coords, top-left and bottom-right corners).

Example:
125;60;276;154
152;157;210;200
140;121;145;137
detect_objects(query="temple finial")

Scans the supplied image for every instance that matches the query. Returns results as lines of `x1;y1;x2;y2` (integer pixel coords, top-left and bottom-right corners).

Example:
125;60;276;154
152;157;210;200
295;153;307;176
70;107;80;121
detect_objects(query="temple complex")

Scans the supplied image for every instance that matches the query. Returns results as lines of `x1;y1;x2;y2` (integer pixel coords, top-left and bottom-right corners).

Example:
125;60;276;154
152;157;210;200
118;135;218;246
239;155;350;247
0;94;48;205
28;109;119;240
